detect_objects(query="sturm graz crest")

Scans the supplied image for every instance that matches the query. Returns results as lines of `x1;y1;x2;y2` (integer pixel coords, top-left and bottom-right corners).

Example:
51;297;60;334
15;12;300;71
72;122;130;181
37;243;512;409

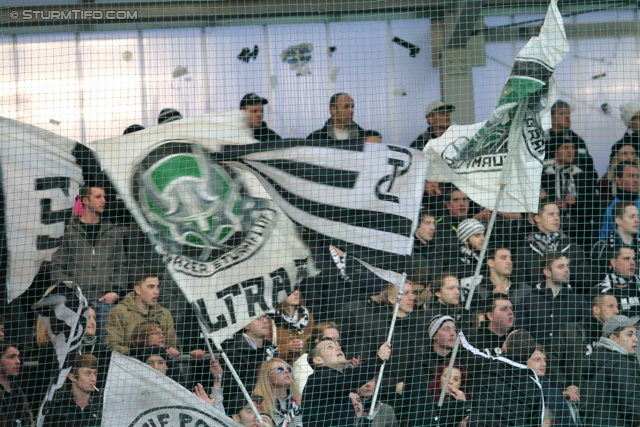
132;141;276;277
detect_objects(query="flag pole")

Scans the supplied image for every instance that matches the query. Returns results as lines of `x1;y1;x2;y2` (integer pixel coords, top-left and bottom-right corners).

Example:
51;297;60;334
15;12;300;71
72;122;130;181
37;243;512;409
366;273;407;419
438;137;516;407
437;192;503;406
193;304;264;425
437;100;525;407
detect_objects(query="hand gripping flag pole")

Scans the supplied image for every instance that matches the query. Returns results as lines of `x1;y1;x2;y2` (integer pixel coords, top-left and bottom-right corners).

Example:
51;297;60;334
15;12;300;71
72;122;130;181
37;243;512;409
436;0;568;406
367;272;407;419
193;303;265;426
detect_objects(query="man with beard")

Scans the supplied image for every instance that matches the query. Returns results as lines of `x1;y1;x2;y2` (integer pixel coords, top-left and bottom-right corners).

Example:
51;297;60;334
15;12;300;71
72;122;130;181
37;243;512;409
0;344;34;427
515;202;587;288
517;253;590;350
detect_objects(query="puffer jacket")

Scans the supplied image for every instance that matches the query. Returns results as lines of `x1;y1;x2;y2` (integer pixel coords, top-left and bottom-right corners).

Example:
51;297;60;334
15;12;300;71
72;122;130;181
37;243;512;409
51;217;128;301
104;292;178;355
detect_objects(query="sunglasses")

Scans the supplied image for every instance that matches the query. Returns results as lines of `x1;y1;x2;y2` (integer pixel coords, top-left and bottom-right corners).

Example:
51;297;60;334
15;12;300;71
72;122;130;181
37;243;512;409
274;366;292;374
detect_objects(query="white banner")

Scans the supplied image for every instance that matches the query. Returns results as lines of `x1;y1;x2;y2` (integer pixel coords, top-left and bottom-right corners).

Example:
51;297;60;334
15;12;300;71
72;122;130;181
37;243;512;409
0;117;83;302
424;0;569;213
103;352;242;427
94;112;309;343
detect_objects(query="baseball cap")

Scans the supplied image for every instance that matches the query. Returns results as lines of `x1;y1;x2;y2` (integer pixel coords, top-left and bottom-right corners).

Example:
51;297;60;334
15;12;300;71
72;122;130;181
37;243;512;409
158;108;183;125
240;93;268;109
602;315;640;337
426;100;455;117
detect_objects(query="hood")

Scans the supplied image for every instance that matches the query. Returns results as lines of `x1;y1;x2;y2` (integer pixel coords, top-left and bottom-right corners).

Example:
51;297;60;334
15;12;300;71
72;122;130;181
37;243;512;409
597;336;630;355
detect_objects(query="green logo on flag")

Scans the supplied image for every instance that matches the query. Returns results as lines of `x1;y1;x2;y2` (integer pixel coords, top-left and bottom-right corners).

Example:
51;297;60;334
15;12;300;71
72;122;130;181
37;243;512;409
131;141;275;277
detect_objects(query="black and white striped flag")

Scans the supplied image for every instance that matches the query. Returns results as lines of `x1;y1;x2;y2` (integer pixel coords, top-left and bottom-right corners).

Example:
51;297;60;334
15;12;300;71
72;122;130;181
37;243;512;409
222;139;427;285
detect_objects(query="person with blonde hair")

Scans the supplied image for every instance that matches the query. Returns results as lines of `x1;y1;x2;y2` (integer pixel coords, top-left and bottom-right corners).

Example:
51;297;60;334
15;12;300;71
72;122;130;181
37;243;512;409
252;358;303;427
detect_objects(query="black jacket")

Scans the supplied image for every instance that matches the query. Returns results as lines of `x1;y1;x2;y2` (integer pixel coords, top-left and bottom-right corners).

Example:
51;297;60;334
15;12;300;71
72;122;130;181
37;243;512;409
470;278;532;306
348;309;430;409
541;158;598;225
544;321;596;391
413;236;446;280
301;357;384;427
221;333;278;414
43;387;102;427
579;339;640;427
338;296;385;351
516;285;590;350
546;129;596;177
593;273;640;317
459;333;544;427
514;230;588;289
305;248;384;324
252;121;282;144
394;348;452;423
590;232;639;280
0;384;34;427
306;119;365;144
410;127;439;151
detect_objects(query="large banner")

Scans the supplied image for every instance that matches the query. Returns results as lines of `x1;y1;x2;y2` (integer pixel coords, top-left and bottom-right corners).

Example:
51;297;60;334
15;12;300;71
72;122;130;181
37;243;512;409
94;112;309;343
95;112;426;342
103;352;241;427
0;117;83;302
424;0;569;213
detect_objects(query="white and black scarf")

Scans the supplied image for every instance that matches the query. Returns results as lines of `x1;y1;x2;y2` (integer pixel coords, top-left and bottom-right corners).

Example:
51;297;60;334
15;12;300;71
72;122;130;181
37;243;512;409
530;231;563;253
459;246;480;265
272;395;303;427
276;306;310;331
329;246;351;282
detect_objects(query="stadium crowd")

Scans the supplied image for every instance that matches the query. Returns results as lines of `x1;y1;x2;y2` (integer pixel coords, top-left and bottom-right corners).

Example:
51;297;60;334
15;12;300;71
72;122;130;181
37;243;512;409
2;93;640;427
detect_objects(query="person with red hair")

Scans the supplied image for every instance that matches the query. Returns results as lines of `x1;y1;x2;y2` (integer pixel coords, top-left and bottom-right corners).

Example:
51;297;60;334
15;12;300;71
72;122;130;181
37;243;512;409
428;360;470;403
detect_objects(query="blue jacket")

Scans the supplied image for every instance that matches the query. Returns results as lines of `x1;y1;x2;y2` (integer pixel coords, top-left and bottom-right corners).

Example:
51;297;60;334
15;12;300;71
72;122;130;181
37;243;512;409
600;197;640;239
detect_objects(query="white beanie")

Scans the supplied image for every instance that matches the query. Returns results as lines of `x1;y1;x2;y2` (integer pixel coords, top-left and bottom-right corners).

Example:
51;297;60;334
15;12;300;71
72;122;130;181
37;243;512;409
456;218;485;243
620;103;640;128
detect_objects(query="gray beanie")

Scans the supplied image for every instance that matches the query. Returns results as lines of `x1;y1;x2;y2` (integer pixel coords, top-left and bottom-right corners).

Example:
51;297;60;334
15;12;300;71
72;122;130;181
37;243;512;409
457;219;485;243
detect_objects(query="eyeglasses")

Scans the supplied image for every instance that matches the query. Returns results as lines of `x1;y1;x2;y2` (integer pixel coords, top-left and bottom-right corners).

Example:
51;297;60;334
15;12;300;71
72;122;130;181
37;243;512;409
273;366;292;374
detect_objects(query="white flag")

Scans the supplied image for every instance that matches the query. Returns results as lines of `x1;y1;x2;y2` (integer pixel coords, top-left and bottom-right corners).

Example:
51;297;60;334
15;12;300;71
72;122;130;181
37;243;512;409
225;139;427;286
103;352;241;427
94;112;309;343
0;117;83;302
424;0;569;213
